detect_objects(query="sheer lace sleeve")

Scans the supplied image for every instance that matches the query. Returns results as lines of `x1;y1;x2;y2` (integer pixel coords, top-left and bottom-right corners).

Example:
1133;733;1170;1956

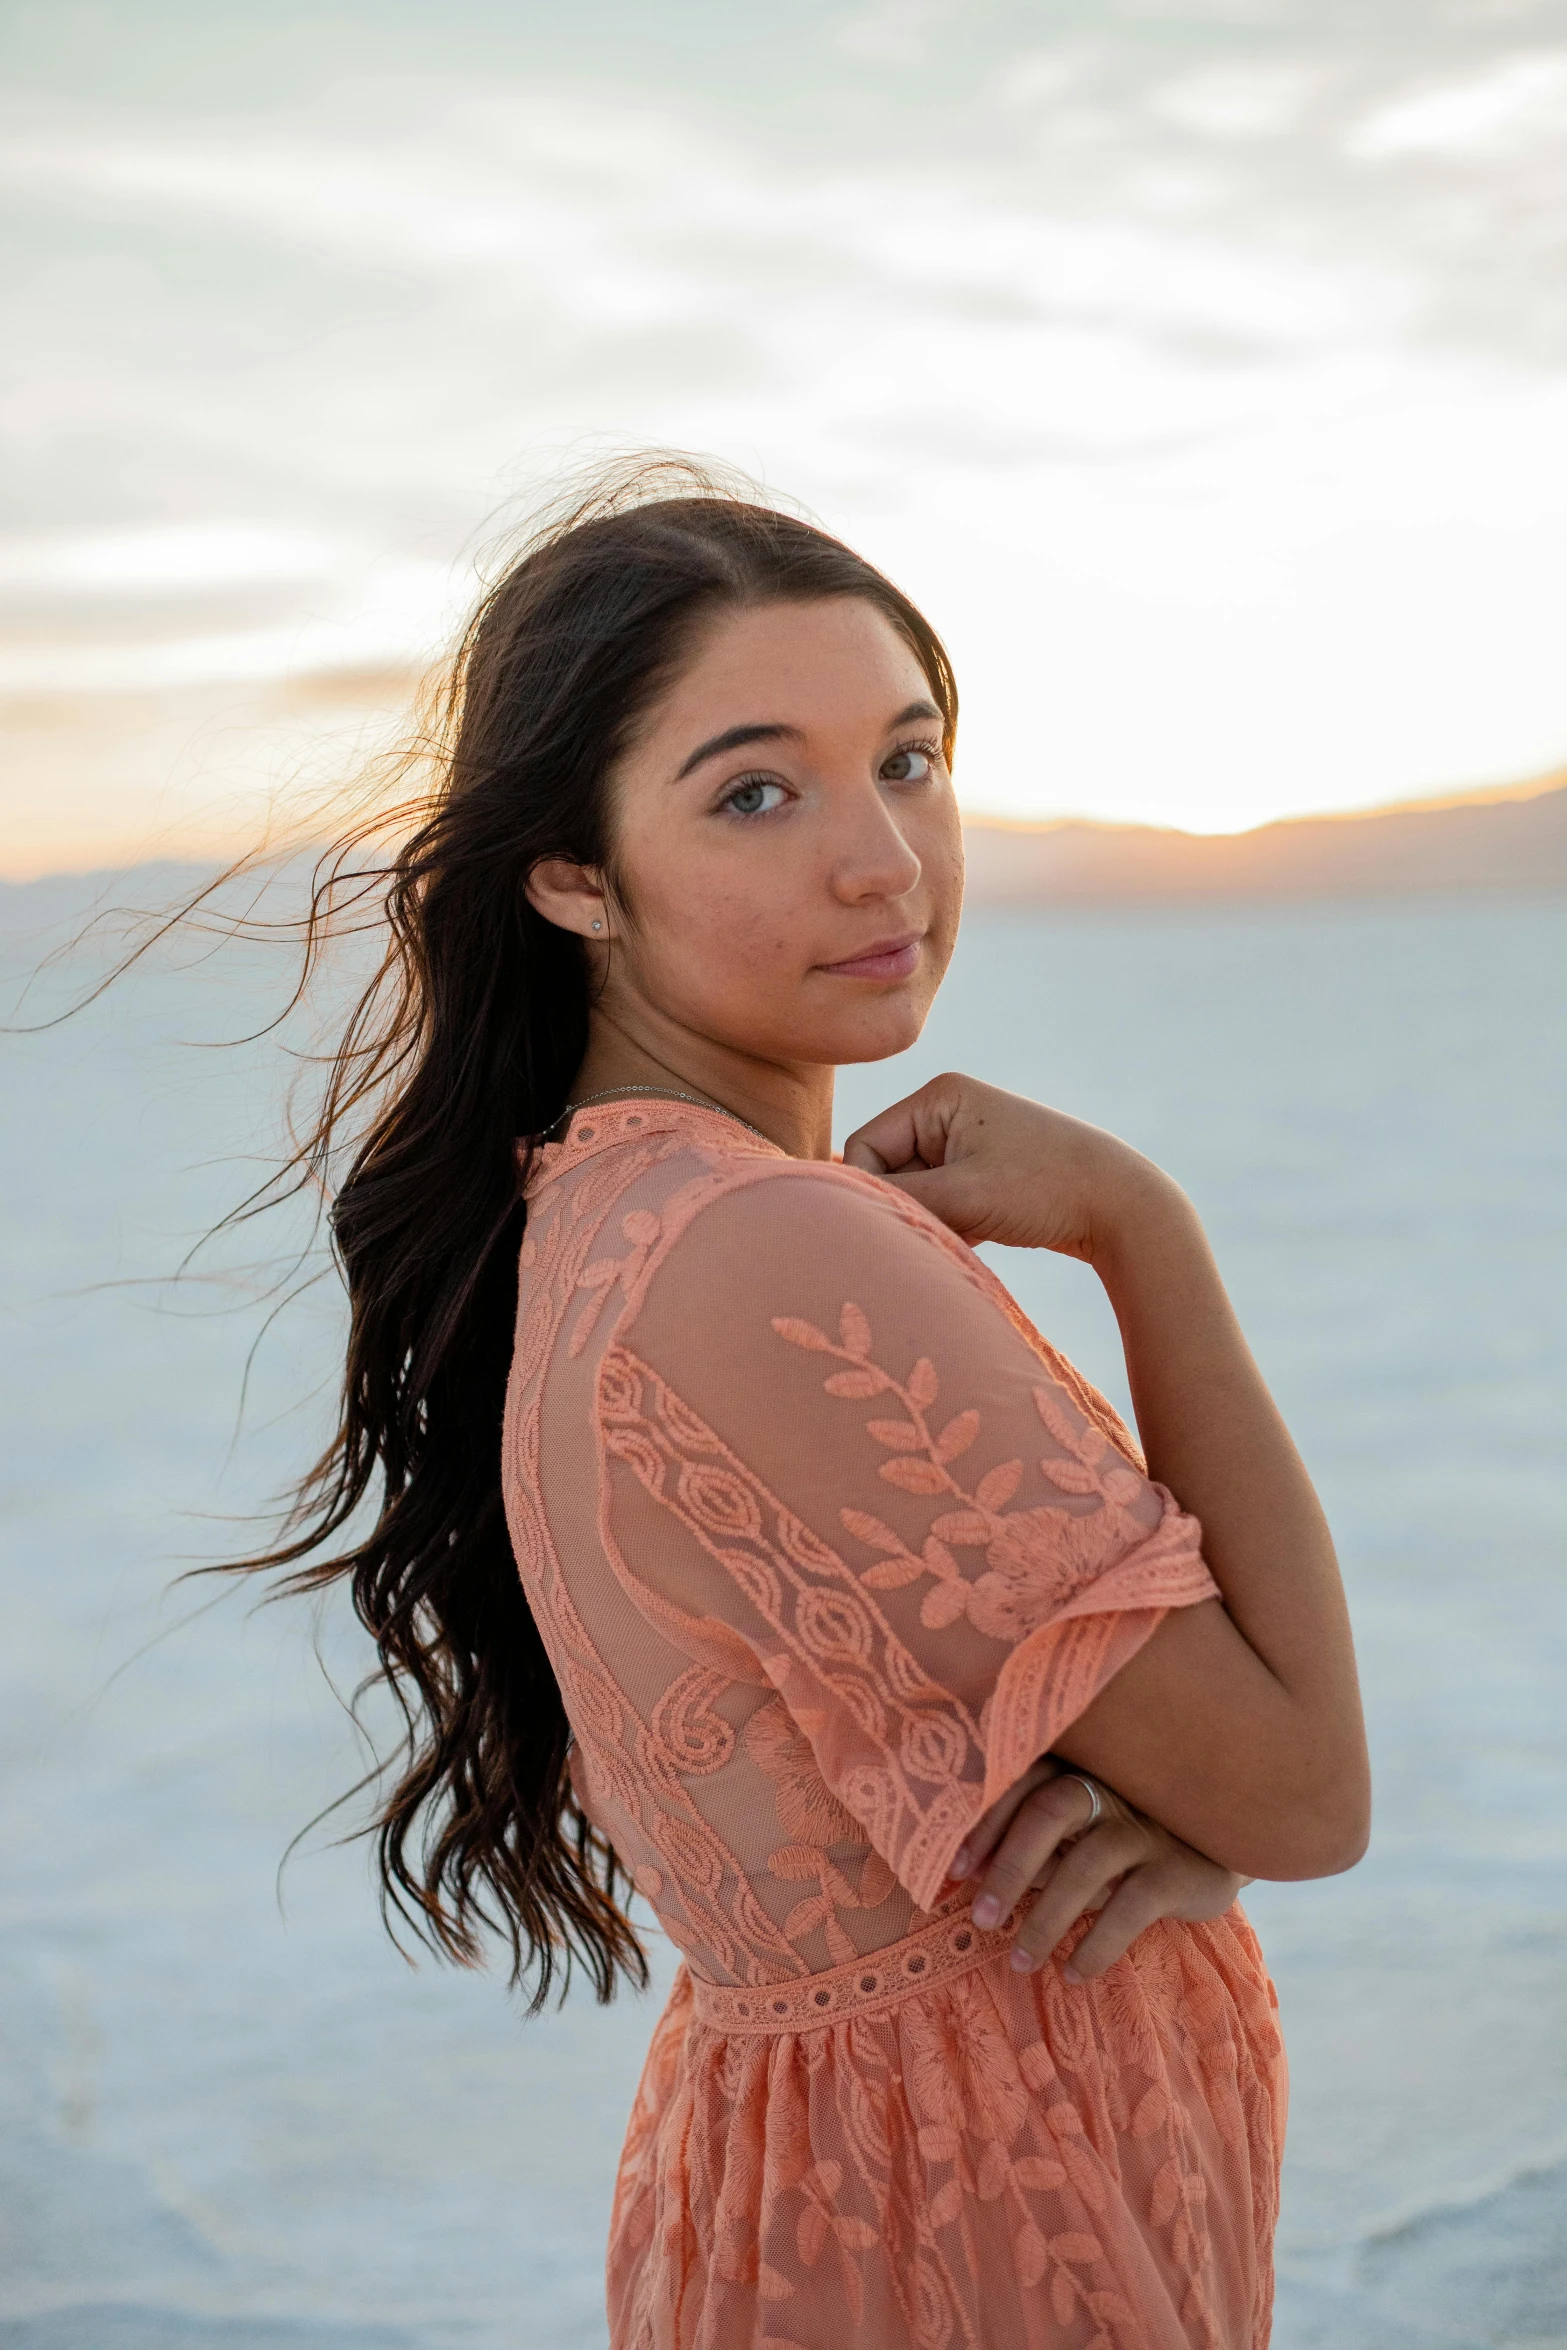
599;1161;1220;1913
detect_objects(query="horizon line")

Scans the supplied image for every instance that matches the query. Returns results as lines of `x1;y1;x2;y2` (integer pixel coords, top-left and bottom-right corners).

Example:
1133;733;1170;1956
3;751;1565;891
961;762;1567;842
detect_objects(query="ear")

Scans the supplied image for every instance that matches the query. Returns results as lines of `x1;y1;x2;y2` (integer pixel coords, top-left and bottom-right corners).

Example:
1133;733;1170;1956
525;857;611;940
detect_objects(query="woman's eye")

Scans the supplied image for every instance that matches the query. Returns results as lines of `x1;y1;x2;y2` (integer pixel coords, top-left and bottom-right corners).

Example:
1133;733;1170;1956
723;779;788;817
882;745;937;784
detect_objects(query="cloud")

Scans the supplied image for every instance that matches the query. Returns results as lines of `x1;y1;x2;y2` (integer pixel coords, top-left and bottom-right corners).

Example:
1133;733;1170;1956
0;553;455;693
1150;60;1328;141
834;0;957;67
0;524;339;595
1;95;1389;365
5;27;1567;837
1349;51;1567;159
0;121;703;326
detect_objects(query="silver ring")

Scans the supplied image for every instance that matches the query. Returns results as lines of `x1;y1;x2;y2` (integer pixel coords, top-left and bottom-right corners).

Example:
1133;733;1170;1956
1059;1773;1104;1832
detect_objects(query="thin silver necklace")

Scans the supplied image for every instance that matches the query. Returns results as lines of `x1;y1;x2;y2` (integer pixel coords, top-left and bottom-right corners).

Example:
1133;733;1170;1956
544;1083;774;1146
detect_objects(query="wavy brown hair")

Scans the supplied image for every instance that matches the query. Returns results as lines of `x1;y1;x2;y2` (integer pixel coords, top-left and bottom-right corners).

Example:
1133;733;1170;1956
224;461;957;2011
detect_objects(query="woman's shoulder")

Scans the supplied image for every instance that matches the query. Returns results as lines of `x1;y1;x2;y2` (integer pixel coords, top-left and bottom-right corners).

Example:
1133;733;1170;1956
648;1145;982;1281
515;1125;988;1410
617;1142;1144;1472
604;1144;1000;1374
523;1102;972;1268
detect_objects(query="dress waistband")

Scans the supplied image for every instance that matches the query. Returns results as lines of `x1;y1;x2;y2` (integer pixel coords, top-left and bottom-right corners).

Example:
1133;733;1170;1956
687;1897;1032;2036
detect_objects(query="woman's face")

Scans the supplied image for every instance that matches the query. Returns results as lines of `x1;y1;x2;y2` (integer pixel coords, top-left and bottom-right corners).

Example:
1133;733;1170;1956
536;595;964;1072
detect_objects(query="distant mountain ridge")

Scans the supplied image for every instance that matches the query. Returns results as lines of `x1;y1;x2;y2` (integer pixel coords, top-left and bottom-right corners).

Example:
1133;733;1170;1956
962;776;1567;904
4;778;1566;919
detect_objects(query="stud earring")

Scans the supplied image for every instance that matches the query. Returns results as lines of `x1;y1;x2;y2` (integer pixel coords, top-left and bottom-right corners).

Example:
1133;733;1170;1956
592;920;602;932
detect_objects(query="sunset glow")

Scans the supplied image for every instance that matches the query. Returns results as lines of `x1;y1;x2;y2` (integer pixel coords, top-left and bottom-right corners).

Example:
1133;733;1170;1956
5;3;1567;873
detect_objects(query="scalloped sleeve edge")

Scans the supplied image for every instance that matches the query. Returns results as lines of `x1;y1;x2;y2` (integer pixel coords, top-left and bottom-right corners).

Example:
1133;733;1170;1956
902;1488;1220;1912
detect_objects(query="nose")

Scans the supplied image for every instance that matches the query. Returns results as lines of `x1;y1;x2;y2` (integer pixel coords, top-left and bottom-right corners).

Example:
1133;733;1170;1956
829;772;923;905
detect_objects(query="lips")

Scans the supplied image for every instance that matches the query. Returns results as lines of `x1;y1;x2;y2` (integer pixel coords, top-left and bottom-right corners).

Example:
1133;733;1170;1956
820;933;923;981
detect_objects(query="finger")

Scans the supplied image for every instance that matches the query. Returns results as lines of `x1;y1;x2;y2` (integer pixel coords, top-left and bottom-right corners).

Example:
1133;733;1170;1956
866;1164;995;1243
1008;1822;1150;1971
970;1775;1099;1929
842;1076;963;1176
949;1760;1059;1881
1057;1868;1174;1982
954;1763;1059;1874
963;1767;1137;1894
841;1102;922;1175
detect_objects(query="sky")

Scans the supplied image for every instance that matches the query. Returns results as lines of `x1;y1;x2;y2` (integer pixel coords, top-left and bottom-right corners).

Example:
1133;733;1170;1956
4;0;1567;870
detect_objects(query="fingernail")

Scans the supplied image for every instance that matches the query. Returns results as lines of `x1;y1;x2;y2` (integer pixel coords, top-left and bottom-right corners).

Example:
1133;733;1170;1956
950;1847;971;1879
1010;1947;1037;1972
972;1895;1000;1929
1062;1963;1083;1985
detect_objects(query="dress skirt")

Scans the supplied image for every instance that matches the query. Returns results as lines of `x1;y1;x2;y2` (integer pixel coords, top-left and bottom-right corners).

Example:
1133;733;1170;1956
607;1899;1287;2350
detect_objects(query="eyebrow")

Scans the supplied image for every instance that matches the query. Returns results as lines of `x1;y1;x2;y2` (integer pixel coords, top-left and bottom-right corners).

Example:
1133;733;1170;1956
675;701;943;781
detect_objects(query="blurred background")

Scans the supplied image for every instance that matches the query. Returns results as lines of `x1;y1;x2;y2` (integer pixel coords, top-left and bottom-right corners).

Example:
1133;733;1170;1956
2;4;1565;2347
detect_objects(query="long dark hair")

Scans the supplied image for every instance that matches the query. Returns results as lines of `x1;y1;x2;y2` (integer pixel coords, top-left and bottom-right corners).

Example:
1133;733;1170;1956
231;460;957;2010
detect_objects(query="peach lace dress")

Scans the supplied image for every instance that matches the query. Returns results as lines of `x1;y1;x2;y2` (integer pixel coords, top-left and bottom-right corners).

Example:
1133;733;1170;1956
502;1100;1287;2350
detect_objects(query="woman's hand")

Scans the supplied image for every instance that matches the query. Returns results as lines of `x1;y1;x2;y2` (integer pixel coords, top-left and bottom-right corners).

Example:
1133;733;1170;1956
847;1075;1370;1885
841;1072;1182;1262
949;1758;1248;1984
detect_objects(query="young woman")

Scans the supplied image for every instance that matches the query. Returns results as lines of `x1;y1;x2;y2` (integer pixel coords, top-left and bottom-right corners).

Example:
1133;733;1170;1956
263;470;1368;2349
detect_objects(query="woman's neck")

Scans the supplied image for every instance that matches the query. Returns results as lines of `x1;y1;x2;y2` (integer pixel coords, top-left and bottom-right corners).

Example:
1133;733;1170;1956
572;1014;835;1162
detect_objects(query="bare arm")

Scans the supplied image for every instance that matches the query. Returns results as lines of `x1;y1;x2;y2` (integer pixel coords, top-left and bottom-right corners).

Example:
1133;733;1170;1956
844;1072;1370;1885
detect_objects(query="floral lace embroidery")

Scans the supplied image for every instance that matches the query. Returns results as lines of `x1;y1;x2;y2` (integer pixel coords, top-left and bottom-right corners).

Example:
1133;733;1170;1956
599;1341;986;1908
571;1207;664;1357
597;1331;1213;1918
616;1911;1282;2350
504;1111;1284;2350
509;1139;813;1987
772;1302;1154;1642
744;1697;899;1963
